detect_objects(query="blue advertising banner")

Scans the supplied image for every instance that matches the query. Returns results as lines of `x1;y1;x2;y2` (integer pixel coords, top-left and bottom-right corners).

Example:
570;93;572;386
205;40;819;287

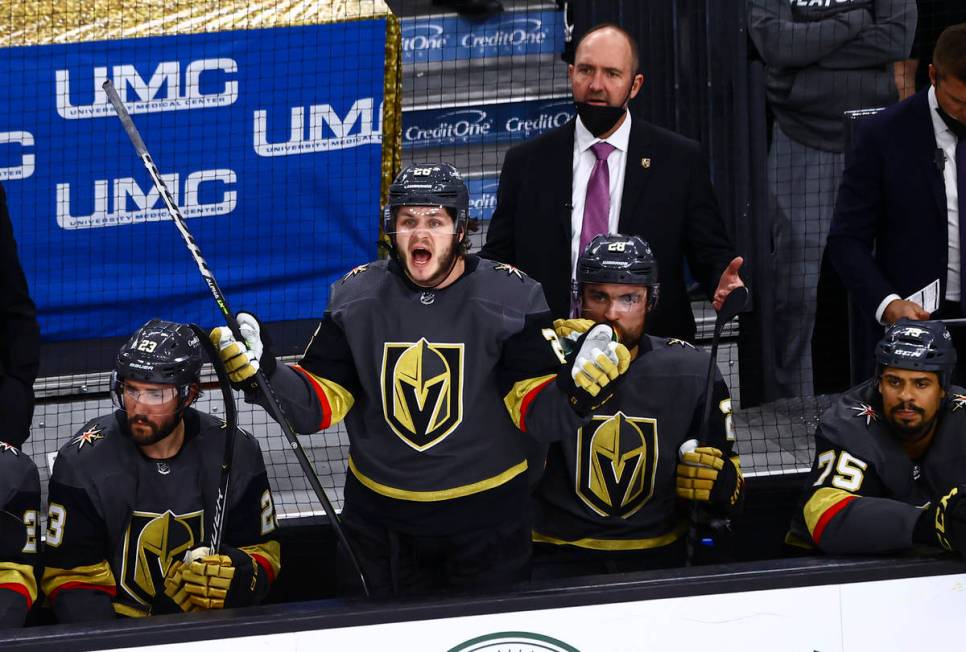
400;9;564;64
466;176;499;223
0;22;386;341
403;97;574;149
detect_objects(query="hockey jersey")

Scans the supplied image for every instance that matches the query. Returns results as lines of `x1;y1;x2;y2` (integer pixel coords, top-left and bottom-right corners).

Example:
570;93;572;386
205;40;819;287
789;381;966;554
261;256;576;533
530;336;739;551
42;409;280;621
0;442;39;627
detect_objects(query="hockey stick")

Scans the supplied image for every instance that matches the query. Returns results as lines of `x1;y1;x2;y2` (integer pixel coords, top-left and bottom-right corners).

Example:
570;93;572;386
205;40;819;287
103;80;370;596
190;324;237;555
682;285;750;565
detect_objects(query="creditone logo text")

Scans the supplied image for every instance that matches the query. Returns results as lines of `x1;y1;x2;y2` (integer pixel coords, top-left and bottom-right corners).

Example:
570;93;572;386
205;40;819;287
253;98;382;157
461;18;548;48
404;109;493;143
56;169;237;230
0;131;35;180
401;23;449;51
56;59;239;119
505;103;573;135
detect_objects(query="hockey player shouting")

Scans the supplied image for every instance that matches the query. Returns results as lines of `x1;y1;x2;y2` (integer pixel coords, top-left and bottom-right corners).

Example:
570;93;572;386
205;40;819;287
213;163;631;596
531;234;743;577
43;320;280;622
788;320;966;556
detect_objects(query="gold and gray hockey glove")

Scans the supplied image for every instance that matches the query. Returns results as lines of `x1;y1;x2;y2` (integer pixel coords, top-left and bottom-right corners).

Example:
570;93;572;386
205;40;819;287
209;312;276;391
676;444;743;509
556;324;631;416
164;545;263;611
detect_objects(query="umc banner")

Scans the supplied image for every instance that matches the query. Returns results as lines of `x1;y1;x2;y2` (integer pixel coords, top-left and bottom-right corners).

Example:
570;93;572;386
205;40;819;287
0;22;387;341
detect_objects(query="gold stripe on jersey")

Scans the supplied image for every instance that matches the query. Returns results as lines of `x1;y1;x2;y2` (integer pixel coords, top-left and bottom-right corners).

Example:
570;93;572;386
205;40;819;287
532;519;688;551
42;560;116;597
0;561;37;602
804;486;857;538
292;365;355;429
239;540;282;582
114;602;149;618
504;374;557;430
348;456;527;502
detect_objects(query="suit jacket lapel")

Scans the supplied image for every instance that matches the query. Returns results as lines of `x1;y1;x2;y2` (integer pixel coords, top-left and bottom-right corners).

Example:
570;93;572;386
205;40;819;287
618;117;656;230
908;89;947;222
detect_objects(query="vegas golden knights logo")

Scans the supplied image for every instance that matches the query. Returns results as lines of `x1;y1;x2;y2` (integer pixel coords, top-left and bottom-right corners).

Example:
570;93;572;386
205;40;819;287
381;338;464;451
120;510;203;608
576;412;658;518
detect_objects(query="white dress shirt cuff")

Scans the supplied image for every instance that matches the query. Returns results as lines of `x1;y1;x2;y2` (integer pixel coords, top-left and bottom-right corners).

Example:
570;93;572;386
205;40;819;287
875;294;901;325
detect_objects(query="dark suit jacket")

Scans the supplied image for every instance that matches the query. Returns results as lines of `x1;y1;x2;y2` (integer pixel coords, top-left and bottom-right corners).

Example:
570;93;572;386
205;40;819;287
481;117;735;342
0;182;40;447
828;89;948;320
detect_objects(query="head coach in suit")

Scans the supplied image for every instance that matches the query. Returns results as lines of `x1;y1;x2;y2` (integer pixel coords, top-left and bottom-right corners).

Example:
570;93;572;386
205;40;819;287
827;23;966;379
481;23;744;342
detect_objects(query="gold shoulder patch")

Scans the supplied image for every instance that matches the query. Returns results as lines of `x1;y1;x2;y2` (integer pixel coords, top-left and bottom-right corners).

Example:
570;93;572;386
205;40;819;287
665;338;696;349
493;263;526;280
952;394;966;412
0;441;19;456
72;426;105;451
341;264;370;283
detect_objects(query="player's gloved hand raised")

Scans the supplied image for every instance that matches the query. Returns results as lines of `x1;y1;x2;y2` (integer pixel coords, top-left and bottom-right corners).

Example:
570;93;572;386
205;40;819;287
556;324;630;416
164;545;263;612
676;442;743;509
914;485;966;555
209;312;276;391
553;318;595;356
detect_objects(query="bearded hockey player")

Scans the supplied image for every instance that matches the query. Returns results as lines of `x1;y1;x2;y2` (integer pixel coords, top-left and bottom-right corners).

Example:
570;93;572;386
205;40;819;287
788;320;966;556
42;320;280;622
0;442;39;628
531;234;743;577
212;163;631;596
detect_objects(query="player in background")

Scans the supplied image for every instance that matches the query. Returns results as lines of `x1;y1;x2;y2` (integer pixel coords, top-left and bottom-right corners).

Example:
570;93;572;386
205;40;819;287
532;234;743;577
0;442;39;628
42;320;280;622
212;163;631;596
788;320;966;556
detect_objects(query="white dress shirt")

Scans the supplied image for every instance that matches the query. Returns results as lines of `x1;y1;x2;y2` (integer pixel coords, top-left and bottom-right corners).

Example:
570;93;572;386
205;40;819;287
874;86;961;323
569;111;632;279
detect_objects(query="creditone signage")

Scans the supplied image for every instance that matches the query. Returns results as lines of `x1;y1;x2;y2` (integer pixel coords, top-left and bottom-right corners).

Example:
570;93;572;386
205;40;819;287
0;22;386;341
403;98;574;149
400;10;564;64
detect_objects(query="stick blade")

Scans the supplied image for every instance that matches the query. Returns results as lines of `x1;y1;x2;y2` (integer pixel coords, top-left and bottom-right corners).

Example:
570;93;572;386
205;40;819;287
716;286;750;327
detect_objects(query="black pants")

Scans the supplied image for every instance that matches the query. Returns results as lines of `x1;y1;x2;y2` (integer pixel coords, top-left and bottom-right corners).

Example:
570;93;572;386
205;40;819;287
531;539;686;581
336;510;532;598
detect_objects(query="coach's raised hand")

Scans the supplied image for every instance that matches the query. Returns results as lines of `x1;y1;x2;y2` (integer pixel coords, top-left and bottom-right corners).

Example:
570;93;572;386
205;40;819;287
210;312;276;390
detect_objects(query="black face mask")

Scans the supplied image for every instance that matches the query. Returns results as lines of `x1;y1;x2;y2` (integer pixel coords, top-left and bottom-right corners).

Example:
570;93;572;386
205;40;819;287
574;83;634;137
936;102;966;139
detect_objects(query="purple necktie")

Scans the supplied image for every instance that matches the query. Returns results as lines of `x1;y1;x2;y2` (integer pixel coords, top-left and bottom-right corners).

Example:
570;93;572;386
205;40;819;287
580;141;617;253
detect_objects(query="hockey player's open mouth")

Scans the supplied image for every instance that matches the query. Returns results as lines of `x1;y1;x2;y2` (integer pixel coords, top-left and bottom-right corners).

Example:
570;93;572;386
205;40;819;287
411;246;432;266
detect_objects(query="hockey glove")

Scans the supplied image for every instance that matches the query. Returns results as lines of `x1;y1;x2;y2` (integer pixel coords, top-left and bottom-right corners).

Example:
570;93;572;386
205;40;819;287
553;318;595;356
913;485;966;555
556;324;630;416
676;445;743;509
164;545;264;612
209;312;276;391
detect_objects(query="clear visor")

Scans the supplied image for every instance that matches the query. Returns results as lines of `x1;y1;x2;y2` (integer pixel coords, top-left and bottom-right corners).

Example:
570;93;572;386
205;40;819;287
115;382;179;407
387;206;459;236
580;286;647;314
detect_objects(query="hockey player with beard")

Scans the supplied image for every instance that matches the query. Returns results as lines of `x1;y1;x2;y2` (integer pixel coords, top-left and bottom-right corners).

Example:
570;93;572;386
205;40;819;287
531;234;744;577
0;442;39;628
42;320;280;622
212;163;633;596
788;320;966;556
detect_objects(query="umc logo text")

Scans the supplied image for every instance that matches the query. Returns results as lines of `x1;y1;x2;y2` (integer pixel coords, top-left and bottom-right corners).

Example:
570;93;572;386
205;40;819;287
0;131;34;180
253;98;382;157
56;59;239;119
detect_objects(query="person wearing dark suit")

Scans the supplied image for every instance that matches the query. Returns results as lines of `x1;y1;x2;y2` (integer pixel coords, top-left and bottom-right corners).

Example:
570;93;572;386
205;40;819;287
481;23;742;343
0;182;39;447
828;23;966;379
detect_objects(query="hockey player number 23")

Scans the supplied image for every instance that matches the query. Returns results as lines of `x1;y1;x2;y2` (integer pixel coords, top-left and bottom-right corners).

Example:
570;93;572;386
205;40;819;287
813;450;867;492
